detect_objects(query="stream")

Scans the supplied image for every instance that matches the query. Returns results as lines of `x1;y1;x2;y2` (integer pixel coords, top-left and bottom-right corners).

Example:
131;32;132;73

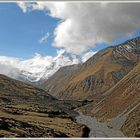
76;112;124;137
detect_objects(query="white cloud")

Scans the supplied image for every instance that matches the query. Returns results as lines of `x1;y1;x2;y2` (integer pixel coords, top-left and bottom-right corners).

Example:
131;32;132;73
0;50;95;82
39;32;50;43
17;2;33;13
0;56;22;79
17;2;140;54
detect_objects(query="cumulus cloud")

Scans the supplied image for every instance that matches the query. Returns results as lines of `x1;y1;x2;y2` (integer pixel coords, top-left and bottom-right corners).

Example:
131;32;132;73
39;32;50;43
17;2;140;54
0;64;21;79
0;56;22;79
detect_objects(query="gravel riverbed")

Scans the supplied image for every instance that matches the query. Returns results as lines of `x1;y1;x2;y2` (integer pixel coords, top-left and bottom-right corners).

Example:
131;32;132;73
76;112;124;137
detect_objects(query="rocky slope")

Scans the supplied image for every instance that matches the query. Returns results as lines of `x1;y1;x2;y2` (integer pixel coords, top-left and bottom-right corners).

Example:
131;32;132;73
79;62;140;117
0;74;89;138
40;64;81;93
75;38;140;137
92;63;140;121
121;104;140;137
42;36;140;100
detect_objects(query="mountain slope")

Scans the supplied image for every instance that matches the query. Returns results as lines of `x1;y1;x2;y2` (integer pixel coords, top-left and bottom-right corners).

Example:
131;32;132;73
0;74;89;138
93;62;140;121
79;62;140;137
40;64;81;93
71;49;140;138
42;36;140;100
121;103;140;137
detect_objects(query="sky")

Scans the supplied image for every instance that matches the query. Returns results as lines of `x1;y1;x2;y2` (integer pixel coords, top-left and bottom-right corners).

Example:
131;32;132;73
0;2;140;59
0;2;140;81
0;2;58;59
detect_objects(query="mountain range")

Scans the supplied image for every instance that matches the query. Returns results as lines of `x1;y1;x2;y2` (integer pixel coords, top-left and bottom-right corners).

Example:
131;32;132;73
40;36;140;137
0;36;140;137
42;37;140;100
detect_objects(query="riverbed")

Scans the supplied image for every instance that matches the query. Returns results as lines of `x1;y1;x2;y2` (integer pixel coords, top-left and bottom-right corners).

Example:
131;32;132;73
76;112;124;137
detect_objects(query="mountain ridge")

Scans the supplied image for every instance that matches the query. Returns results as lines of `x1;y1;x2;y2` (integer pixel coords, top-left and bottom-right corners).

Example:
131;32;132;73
42;36;140;100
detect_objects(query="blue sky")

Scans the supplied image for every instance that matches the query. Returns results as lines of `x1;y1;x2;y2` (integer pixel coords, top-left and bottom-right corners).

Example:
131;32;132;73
0;2;140;59
0;3;59;59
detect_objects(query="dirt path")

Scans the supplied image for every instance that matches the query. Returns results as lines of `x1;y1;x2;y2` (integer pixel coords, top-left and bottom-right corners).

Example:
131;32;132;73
76;112;124;137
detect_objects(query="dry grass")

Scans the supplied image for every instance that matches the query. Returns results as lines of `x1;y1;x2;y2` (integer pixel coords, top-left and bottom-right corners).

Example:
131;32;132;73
0;107;84;137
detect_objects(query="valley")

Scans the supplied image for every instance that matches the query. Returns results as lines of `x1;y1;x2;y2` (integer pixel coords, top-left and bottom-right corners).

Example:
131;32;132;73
1;36;140;138
40;36;140;137
1;2;140;138
0;74;89;138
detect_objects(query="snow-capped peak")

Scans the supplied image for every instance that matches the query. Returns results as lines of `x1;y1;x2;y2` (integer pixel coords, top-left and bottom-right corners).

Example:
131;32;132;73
0;50;96;83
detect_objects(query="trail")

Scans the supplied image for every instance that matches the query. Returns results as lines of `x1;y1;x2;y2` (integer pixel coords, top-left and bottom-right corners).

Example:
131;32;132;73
76;112;124;137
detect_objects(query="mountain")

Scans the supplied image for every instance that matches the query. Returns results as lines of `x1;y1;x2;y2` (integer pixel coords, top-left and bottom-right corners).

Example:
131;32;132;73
92;62;140;122
0;50;95;84
40;64;81;93
79;61;140;137
0;74;89;137
39;36;140;137
19;50;83;83
42;36;140;100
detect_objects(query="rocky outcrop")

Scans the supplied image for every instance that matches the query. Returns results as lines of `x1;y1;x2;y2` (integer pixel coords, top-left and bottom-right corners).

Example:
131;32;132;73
121;104;140;137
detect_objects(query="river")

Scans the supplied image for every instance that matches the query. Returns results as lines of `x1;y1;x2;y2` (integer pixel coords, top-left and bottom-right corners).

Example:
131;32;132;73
76;112;124;137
